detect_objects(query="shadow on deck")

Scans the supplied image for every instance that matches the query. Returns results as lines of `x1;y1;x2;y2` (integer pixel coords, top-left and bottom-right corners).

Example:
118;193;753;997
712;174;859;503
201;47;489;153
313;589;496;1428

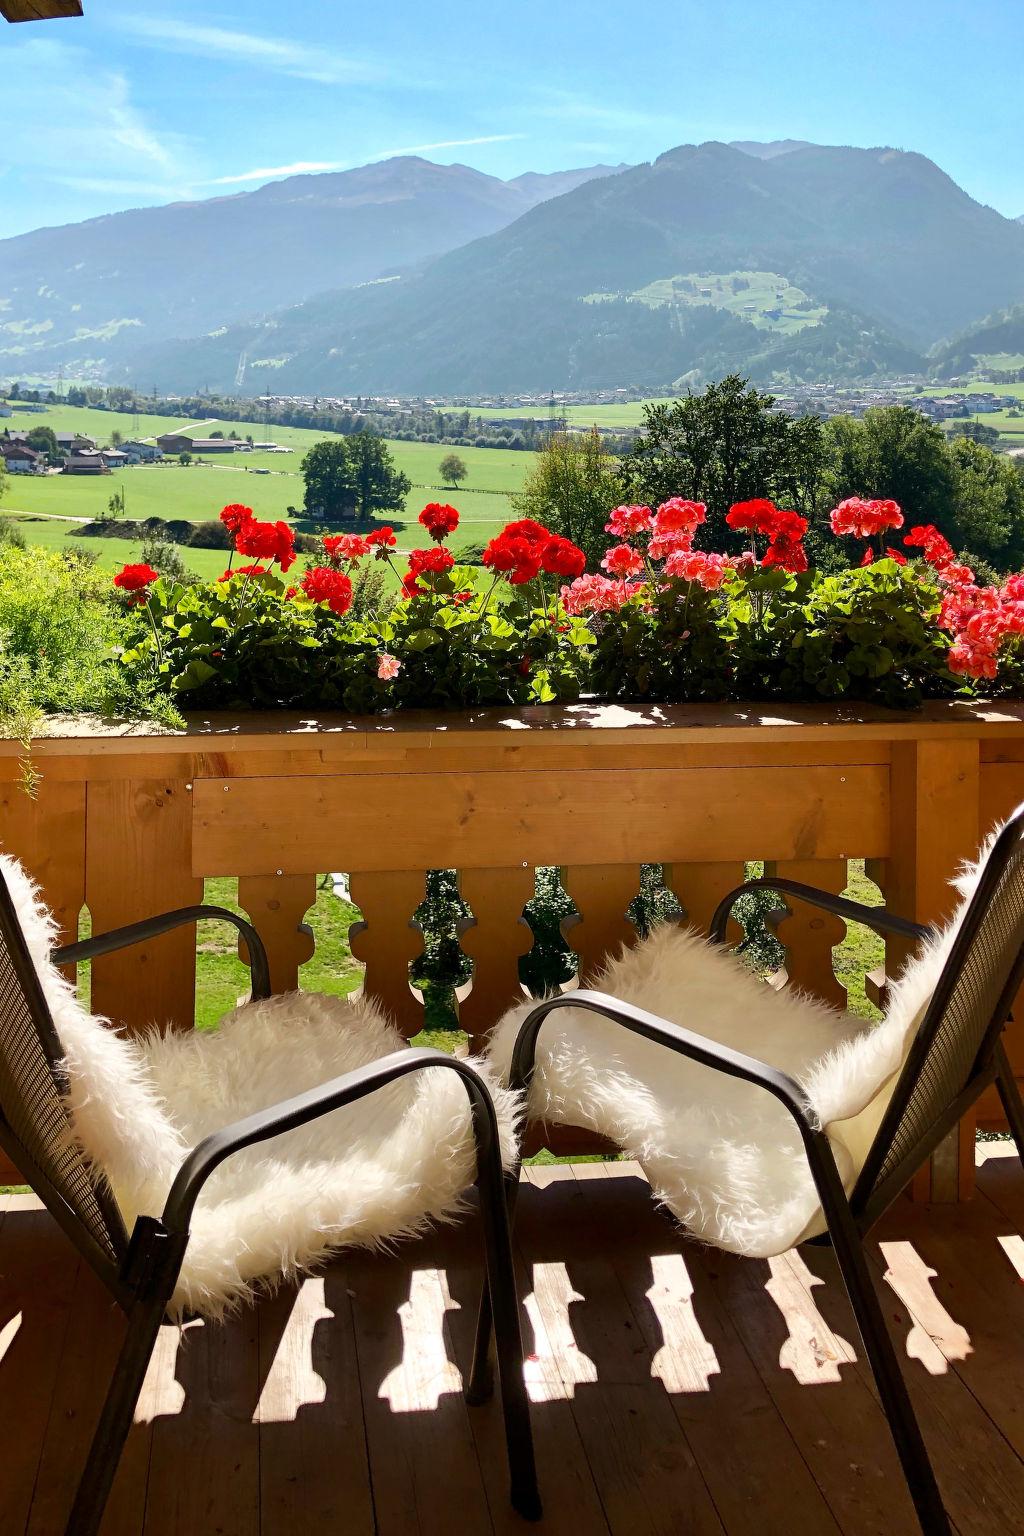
3;1148;1024;1535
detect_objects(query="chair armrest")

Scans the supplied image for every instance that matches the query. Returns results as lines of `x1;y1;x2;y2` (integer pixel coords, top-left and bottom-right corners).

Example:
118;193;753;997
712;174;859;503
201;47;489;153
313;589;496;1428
509;989;816;1133
160;1047;503;1233
51;905;272;1001
709;878;934;948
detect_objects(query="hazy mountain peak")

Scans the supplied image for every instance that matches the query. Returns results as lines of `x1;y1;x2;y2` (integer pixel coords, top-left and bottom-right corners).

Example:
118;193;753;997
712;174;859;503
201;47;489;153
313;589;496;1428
729;139;814;159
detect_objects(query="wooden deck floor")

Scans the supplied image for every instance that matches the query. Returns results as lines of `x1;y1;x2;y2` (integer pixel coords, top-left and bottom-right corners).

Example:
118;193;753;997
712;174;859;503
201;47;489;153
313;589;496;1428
3;1148;1024;1536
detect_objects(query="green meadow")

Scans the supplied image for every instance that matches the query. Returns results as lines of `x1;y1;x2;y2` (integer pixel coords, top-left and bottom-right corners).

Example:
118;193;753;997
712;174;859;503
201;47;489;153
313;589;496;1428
1;403;535;572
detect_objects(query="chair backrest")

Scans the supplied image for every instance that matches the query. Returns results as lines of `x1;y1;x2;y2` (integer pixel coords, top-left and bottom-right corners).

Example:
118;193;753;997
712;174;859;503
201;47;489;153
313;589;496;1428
0;869;127;1283
856;806;1024;1214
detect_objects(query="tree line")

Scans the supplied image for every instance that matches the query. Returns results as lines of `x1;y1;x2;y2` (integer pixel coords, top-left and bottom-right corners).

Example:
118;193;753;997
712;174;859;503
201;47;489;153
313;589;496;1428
513;376;1024;574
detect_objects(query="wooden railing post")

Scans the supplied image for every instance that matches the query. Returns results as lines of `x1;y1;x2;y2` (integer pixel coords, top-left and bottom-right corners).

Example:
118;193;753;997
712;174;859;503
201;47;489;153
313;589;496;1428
764;858;848;1009
85;779;202;1035
884;739;981;1200
348;871;426;1037
561;865;639;979
458;867;535;1045
237;874;316;994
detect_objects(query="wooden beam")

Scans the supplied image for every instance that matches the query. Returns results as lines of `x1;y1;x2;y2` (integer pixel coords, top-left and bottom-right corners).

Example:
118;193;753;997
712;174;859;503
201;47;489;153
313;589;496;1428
0;1;82;21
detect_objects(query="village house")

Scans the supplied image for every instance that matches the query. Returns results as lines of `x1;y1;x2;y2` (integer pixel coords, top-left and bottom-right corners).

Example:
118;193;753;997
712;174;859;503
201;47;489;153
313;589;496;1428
55;432;97;452
62;448;110;475
0;438;40;473
156;432;237;454
121;439;164;463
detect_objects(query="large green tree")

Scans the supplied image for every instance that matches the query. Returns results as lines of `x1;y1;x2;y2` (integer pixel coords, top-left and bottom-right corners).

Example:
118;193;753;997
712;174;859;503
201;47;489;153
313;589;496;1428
823;407;955;530
947;436;1024;567
302;434;410;524
620;375;828;547
25;426;59;460
510;428;624;568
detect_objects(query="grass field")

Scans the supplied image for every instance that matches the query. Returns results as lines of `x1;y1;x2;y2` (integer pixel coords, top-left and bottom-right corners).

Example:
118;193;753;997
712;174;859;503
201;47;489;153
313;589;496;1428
1;403;535;572
586;269;828;337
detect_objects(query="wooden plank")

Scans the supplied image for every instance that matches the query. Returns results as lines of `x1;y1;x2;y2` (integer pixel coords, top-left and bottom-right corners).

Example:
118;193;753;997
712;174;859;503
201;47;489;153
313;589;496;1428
193;765;890;876
256;1276;375;1536
0;777;87;1181
561;865;640;978
458;867;535;1041
26;1262;151;1536
665;862;745;939
347;870;426;1035
344;1244;495;1536
0;1201;81;1534
765;859;848;1008
142;1312;260;1536
570;1164;843;1534
86;779;202;1034
700;1241;920;1533
1;1;83;21
884;738;982;1200
236;873;315;994
518;1165;725;1535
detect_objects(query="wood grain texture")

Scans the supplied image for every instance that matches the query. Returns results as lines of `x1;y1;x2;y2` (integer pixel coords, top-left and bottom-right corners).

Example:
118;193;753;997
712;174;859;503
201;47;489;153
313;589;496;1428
457;866;535;1041
764;858;848;1008
348;870;426;1035
192;765;889;876
85;779;202;1035
237;873;316;994
561;865;640;979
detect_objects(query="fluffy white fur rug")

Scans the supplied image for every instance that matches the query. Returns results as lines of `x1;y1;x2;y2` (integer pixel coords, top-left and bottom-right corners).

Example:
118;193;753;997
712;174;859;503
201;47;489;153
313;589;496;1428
488;848;993;1258
1;856;520;1318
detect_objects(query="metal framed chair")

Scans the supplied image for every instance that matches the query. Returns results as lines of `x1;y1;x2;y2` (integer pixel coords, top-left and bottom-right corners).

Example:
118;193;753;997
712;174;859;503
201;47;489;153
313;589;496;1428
470;807;1024;1536
0;880;540;1535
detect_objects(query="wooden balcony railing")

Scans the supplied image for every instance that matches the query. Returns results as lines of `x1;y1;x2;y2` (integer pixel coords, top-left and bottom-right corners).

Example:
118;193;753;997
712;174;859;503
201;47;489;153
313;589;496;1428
4;698;1024;1199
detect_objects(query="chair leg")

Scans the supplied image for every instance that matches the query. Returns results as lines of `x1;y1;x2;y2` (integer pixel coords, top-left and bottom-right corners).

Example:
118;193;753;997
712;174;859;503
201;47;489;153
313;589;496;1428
65;1294;167;1536
473;1157;540;1521
995;1042;1024;1165
808;1140;951;1536
467;1166;520;1406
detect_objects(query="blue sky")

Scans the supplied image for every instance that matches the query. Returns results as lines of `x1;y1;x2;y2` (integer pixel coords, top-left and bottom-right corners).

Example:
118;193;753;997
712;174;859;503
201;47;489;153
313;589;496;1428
1;0;1021;239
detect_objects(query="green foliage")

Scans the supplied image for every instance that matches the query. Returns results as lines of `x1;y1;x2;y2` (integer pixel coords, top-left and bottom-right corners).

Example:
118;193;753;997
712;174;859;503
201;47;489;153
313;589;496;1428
621;375;829;547
511;428;624;568
25;426;58;459
139;536;197;586
773;559;953;706
301;433;411;524
0;545;181;736
125;566;592;713
588;579;733;702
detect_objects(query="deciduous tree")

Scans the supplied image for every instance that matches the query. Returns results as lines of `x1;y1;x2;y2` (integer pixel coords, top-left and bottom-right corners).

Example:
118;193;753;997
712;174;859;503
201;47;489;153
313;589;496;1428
511;428;624;567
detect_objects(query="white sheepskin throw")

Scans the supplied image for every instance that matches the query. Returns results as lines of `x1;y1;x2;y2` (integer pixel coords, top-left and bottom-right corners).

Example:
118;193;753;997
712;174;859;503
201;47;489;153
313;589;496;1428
488;846;995;1258
0;856;520;1318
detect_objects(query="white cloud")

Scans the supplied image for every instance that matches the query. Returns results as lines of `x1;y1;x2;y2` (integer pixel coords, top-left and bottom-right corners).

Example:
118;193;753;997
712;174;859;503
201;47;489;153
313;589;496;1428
2;38;189;201
118;15;381;85
210;135;526;187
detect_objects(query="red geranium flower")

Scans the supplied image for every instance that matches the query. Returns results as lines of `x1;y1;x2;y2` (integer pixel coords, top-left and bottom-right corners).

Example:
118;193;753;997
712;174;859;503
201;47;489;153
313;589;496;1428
300;566;353;615
541;535;586;579
605;505;652;539
218;563;269;582
653;498;706;536
663;549;729;589
236;518;296;573
482;533;542;584
113;563;159;592
323;533;368;564
601;544;644;578
408;546;455;576
830;497;904;540
220;503;254;534
501;518;551;545
904;524;954;570
726;499;781;534
365;526;397;553
419;503;460;542
762;534;808;573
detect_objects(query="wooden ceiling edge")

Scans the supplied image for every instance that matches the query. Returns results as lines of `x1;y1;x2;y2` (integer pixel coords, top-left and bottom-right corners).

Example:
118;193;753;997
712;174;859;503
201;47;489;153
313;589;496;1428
1;0;83;22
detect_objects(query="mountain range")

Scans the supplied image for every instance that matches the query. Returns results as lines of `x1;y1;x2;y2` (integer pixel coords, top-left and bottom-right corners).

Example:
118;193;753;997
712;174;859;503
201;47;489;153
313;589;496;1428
2;141;1023;394
0;158;623;380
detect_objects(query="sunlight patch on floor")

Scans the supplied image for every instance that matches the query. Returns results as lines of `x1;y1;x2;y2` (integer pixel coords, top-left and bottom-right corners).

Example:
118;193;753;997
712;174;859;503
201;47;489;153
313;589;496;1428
646;1252;720;1392
378;1268;463;1412
523;1261;596;1402
254;1278;332;1423
880;1240;970;1372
